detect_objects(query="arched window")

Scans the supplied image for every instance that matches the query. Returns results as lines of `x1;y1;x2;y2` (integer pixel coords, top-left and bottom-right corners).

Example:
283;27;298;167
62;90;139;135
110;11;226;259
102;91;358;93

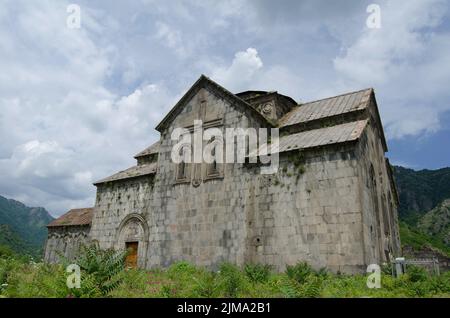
176;145;190;181
206;136;222;178
208;142;218;176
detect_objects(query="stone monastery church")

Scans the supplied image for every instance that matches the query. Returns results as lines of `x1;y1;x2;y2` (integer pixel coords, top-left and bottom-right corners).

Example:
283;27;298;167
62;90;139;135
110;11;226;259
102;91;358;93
44;75;401;273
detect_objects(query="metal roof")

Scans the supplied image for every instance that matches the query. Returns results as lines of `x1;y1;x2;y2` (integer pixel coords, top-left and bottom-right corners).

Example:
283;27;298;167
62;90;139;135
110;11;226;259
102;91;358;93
279;88;372;127
249;120;368;156
95;85;382;186
93;162;157;185
134;141;160;158
47;208;93;228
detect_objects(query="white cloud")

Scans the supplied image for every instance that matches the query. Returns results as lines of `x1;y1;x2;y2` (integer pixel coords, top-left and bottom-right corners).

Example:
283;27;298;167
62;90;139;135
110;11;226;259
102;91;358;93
0;81;175;216
210;48;305;101
1;0;450;215
211;48;263;91
0;1;177;216
155;21;186;57
333;0;450;138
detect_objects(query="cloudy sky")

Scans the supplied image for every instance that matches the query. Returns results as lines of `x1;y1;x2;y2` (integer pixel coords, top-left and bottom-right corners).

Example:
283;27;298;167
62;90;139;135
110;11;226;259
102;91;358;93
0;0;449;216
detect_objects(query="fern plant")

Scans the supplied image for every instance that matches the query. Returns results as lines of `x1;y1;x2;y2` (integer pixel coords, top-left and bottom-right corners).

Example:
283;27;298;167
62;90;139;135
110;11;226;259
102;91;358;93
192;272;219;298
298;275;322;298
244;263;272;283
217;263;248;297
286;262;313;284
60;244;128;297
279;277;301;298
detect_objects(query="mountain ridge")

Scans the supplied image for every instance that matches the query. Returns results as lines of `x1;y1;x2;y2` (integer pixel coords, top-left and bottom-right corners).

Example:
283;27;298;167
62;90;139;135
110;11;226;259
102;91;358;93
393;165;450;259
392;165;450;224
0;195;54;257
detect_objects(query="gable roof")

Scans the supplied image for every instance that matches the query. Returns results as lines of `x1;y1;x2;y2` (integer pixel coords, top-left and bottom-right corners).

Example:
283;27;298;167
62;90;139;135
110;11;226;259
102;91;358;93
279;88;372;128
249;120;368;156
134;141;160;158
93;162;157;185
47;208;93;228
155;75;271;132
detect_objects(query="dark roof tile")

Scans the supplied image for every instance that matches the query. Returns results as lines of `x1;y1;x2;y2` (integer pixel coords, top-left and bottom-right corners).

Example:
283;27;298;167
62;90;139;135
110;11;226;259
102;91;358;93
47;208;93;228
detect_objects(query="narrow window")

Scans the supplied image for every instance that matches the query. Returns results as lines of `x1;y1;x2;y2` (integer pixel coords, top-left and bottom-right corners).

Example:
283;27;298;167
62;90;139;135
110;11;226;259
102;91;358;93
177;146;190;181
207;137;220;177
178;161;186;179
209;146;218;175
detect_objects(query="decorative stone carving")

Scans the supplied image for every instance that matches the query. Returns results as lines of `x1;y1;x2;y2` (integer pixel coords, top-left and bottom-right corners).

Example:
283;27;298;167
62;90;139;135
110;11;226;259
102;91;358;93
115;213;149;268
192;178;201;187
260;102;273;115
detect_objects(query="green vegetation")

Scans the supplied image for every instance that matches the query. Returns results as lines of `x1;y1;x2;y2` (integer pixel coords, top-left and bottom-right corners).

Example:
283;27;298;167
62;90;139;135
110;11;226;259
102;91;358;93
400;222;450;257
417;200;450;247
393;166;450;219
0;225;33;256
60;244;129;297
392;166;450;258
1;246;449;298
0;195;54;257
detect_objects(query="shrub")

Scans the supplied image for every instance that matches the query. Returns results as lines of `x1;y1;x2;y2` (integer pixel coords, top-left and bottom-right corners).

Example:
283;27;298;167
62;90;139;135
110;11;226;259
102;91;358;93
244;263;272;283
3;262;69;297
381;263;393;276
409;281;431;297
298;275;323;298
286;262;313;284
437;272;450;294
315;267;330;278
2;257;450;298
192;271;219;298
0;245;15;259
166;261;207;297
112;268;166;298
279;276;301;298
159;283;178;297
167;261;198;278
65;244;128;297
406;265;429;283
0;259;12;286
217;263;248;297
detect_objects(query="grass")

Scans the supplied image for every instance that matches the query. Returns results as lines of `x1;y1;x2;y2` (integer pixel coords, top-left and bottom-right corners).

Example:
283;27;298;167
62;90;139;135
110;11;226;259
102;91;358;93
1;252;449;298
399;222;450;257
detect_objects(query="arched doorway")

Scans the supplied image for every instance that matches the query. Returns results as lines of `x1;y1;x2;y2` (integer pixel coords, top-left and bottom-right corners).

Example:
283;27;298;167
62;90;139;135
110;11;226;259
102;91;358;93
115;214;149;269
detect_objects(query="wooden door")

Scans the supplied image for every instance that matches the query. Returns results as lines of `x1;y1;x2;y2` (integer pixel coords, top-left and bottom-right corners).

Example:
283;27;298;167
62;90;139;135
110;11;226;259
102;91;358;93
125;242;138;269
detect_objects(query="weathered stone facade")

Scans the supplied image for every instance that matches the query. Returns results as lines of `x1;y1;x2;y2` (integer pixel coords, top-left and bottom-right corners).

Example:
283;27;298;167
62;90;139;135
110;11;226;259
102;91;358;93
45;208;92;263
45;75;401;273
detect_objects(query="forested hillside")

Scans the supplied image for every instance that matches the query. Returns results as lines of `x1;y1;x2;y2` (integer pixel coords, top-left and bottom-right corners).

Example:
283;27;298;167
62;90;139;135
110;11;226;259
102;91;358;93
0;195;54;257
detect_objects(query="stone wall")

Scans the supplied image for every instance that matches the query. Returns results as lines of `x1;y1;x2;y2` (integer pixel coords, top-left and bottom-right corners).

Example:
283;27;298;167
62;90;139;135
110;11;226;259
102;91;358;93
241;145;366;273
44;225;90;263
148;87;265;269
90;174;154;269
355;101;401;266
403;246;450;272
